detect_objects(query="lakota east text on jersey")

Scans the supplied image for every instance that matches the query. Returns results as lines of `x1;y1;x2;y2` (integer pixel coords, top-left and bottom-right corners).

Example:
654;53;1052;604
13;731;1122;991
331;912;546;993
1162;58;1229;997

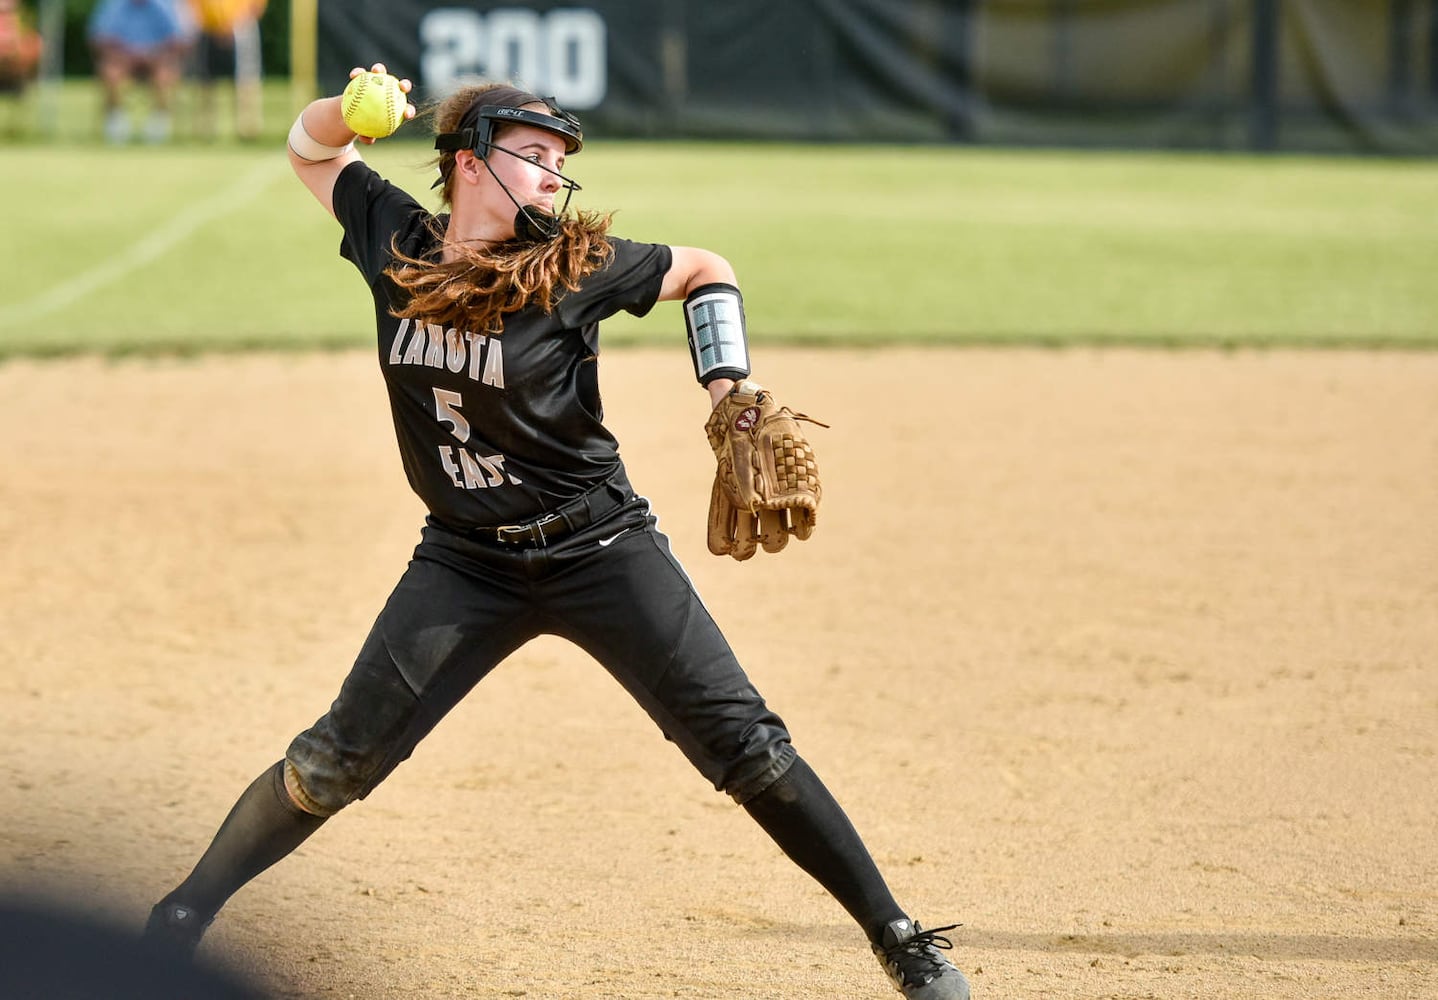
386;319;520;497
388;319;506;389
331;161;671;530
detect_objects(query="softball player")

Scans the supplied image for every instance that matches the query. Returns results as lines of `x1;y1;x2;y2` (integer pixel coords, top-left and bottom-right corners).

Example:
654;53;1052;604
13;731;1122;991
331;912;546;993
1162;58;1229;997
142;65;969;1000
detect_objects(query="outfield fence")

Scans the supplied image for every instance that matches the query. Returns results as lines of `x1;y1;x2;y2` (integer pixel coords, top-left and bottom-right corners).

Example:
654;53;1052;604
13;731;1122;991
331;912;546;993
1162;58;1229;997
9;1;1437;155
306;0;1436;155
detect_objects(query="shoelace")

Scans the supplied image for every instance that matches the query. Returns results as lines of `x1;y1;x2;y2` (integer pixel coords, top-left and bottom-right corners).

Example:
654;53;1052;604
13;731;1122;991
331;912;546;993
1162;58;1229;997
882;923;961;983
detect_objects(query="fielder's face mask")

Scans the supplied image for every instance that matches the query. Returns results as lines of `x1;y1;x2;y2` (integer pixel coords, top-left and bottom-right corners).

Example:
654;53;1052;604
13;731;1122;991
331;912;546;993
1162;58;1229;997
433;87;584;242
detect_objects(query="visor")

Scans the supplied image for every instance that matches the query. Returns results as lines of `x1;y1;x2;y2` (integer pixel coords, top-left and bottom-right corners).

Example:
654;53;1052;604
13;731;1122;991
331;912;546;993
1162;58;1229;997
434;87;583;157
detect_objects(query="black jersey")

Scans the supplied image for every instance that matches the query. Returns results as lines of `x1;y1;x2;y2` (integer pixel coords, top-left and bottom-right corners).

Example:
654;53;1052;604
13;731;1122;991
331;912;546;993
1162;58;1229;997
332;161;672;529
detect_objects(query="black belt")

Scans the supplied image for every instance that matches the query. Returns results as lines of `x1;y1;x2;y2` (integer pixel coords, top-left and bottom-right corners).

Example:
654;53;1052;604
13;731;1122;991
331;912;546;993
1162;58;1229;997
465;477;628;549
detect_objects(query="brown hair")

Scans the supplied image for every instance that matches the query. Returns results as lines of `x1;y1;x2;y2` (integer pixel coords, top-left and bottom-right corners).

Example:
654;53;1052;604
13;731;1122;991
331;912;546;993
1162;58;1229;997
384;83;614;334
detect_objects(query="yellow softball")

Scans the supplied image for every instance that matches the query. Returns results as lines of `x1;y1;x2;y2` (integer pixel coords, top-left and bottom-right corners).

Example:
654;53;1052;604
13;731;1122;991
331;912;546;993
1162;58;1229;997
341;72;405;139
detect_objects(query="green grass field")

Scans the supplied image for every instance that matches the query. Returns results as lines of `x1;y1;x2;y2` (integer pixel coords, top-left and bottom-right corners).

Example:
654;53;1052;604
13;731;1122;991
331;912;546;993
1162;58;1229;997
2;81;1435;357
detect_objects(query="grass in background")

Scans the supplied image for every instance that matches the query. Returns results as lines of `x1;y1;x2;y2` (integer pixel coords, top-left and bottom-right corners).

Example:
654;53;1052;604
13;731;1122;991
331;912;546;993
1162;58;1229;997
2;82;1435;356
586;144;1438;348
0;76;300;147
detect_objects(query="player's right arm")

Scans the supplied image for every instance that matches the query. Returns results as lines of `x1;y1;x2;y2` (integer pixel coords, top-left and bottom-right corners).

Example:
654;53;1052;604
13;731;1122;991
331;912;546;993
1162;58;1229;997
288;64;413;218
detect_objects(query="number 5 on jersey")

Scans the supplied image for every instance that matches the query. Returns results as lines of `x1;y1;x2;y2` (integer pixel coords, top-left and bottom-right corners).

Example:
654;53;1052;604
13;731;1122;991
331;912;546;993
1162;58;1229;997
432;387;523;489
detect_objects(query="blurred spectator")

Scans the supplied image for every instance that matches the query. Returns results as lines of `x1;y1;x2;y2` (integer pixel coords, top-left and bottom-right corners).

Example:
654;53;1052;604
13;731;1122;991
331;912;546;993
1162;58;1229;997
0;0;43;95
88;0;196;144
189;0;266;140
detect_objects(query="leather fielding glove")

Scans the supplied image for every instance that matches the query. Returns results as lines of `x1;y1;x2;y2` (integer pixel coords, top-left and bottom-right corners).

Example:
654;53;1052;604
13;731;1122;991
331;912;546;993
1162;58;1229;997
704;380;825;561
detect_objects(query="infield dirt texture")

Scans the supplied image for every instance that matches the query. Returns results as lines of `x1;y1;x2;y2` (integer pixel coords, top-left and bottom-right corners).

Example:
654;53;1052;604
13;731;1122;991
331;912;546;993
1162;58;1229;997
1;347;1434;999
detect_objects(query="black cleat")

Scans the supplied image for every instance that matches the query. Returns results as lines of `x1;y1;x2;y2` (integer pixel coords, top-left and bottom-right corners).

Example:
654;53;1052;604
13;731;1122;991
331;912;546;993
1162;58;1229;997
873;918;971;999
141;901;211;961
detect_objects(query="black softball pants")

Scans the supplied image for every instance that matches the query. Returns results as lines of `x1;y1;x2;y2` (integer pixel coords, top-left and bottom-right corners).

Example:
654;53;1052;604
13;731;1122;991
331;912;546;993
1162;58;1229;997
284;480;796;815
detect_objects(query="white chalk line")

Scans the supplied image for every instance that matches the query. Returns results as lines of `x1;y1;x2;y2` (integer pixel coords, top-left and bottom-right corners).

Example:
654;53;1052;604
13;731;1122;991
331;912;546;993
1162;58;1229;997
0;157;289;328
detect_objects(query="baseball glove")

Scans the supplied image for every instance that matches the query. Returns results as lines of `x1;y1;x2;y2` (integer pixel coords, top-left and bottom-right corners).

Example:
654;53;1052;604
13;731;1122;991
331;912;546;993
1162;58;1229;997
704;380;825;561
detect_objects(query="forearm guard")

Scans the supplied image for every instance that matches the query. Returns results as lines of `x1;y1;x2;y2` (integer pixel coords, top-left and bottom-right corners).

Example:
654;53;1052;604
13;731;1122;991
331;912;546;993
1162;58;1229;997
684;283;751;386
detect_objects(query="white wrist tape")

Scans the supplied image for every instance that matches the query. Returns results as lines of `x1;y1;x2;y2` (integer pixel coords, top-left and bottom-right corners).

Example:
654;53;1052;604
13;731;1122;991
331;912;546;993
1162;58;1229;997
287;114;354;162
684;283;751;386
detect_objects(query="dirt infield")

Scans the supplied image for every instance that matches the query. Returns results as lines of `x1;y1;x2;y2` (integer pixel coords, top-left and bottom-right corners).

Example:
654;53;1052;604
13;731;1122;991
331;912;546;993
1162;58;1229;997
1;348;1434;999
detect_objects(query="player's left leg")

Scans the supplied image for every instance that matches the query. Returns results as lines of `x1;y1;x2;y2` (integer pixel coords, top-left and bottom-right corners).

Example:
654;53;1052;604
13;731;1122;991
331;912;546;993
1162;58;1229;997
743;759;969;998
548;501;969;997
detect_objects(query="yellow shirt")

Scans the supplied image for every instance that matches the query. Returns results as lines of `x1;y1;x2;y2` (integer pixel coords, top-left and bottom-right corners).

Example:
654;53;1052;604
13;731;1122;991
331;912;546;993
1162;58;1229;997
189;0;265;35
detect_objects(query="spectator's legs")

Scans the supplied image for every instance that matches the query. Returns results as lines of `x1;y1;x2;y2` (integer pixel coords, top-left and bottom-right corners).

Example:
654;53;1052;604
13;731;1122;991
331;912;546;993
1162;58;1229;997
144;49;183;142
191;33;220;141
93;46;132;143
234;19;263;140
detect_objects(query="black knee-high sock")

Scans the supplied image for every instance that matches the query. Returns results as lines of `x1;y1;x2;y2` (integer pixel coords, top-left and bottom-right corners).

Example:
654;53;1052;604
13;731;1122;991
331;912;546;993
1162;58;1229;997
742;755;907;946
159;761;326;918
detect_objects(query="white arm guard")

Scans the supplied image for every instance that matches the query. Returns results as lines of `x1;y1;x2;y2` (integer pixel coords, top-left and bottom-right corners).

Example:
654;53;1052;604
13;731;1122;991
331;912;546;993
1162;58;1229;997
684;282;751;386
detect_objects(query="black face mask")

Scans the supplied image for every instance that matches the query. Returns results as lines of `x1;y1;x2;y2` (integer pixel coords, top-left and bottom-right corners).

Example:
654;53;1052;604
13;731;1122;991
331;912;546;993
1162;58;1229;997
479;140;581;242
513;204;562;243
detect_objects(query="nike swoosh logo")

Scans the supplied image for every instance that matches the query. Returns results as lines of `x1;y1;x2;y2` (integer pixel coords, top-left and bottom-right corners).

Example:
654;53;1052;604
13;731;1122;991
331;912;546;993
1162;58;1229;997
598;528;629;547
